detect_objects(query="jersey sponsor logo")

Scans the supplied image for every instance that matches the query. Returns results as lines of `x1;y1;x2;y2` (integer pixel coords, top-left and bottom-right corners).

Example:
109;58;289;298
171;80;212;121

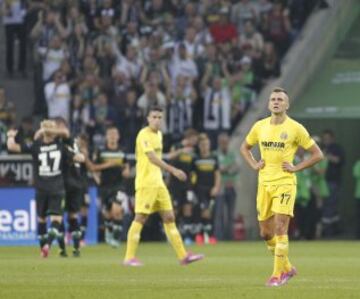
195;159;216;172
261;141;285;150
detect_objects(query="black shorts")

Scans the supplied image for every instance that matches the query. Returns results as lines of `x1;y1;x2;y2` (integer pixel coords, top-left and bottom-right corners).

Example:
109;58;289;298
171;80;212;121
65;188;83;213
170;186;188;209
36;191;65;218
195;187;215;211
99;187;127;211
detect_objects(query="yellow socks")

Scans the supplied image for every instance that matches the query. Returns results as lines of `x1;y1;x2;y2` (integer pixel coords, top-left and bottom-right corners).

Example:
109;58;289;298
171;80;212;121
124;221;143;261
164;222;187;260
266;235;292;275
272;235;290;277
266;236;276;254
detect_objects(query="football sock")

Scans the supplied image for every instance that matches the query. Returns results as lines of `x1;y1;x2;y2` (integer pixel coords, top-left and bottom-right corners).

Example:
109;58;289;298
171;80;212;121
48;220;61;246
203;219;214;237
273;235;289;277
164;222;187;260
124;221;143;260
112;219;123;242
57;221;66;252
69;218;81;250
266;235;292;272
38;222;48;248
183;216;192;239
80;215;88;240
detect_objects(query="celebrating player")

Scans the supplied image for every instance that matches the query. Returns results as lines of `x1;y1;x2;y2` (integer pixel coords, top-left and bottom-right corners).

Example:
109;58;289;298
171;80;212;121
240;88;323;287
7;120;84;257
123;106;204;266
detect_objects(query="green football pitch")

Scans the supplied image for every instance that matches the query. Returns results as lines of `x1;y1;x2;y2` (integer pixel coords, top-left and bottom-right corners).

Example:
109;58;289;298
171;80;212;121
0;241;359;299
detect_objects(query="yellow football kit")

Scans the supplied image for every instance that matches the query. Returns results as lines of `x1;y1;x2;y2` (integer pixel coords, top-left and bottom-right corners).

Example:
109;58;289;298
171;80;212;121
135;127;172;214
246;116;315;221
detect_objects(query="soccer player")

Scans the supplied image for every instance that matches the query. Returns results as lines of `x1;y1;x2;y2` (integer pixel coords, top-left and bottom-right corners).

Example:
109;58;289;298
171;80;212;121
54;118;85;257
123;106;204;266
168;128;199;244
7;120;84;257
192;133;221;245
240;87;323;287
86;125;130;247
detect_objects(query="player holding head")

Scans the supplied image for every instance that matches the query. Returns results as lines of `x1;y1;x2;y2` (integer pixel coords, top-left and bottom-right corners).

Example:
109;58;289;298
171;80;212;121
240;88;323;286
7;119;84;258
123;106;204;266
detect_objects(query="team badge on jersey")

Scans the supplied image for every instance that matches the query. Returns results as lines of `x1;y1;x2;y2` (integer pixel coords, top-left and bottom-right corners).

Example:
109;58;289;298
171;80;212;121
280;132;288;140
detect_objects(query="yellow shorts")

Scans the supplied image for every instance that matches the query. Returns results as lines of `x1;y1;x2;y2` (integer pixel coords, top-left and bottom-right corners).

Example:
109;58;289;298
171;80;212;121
256;183;296;221
135;187;173;214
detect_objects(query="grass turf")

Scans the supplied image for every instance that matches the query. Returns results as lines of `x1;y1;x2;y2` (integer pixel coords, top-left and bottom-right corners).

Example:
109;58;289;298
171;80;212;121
0;241;359;299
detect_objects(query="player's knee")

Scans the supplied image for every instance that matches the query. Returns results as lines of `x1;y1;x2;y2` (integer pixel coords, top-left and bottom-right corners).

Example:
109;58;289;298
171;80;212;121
259;228;273;240
162;214;175;223
112;203;123;219
134;213;148;225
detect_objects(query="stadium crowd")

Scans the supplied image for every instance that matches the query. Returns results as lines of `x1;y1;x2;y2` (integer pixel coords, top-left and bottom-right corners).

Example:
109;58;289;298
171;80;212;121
1;0;327;244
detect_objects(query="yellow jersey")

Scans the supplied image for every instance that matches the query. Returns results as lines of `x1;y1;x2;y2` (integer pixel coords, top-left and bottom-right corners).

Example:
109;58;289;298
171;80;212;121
246;116;315;184
135;127;166;189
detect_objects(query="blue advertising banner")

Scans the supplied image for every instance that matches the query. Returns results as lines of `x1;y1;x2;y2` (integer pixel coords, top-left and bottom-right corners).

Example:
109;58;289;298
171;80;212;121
0;187;98;246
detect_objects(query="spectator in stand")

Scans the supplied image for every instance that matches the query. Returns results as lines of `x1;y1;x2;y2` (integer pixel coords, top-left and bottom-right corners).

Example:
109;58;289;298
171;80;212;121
231;0;257;33
92;93;117;134
166;75;196;144
261;2;291;58
209;7;237;45
253;41;280;90
14;116;34;149
120;89;143;152
182;26;205;60
137;81;167;133
201;74;231;149
70;94;91;136
41;35;68;83
170;43;198;87
239;21;264;60
0;87;16;151
2;0;27;77
44;70;71;122
30;9;68;60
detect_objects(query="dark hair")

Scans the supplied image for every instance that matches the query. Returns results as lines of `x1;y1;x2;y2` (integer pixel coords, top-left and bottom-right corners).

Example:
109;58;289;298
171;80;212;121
105;124;118;132
322;129;334;137
147;105;163;115
272;87;288;95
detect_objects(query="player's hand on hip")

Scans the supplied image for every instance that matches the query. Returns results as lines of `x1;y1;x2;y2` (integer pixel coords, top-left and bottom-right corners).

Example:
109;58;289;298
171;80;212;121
253;159;265;171
282;162;296;173
172;168;187;182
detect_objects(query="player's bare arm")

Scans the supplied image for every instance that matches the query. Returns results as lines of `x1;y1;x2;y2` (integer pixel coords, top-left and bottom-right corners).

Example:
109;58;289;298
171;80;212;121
282;143;324;173
6;129;21;153
240;141;265;171
210;170;221;197
146;151;187;182
122;163;131;178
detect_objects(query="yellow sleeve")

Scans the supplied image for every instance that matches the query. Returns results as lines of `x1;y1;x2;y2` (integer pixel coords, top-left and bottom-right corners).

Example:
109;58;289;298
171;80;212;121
296;123;315;150
138;131;154;153
245;122;259;146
